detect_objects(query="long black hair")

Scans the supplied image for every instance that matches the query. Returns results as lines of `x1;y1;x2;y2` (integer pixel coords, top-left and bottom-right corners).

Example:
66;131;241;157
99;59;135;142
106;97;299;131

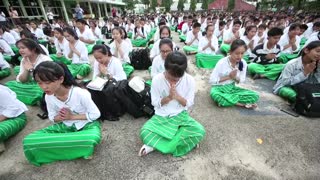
63;27;79;40
230;39;247;71
164;51;187;78
33;61;78;87
16;38;46;55
160;26;171;39
300;40;320;57
92;44;112;57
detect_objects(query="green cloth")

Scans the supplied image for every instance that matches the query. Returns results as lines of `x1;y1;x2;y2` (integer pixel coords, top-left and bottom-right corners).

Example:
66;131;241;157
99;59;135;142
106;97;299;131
146;80;152;86
23;121;101;166
122;63;134;78
14;66;20;75
210;83;259;107
179;35;186;42
140;111;205;157
5;81;44;105
86;44;95;54
170;26;176;31
96;39;104;45
50;54;71;65
248;63;285;80
278;86;296;102
243;55;250;63
0;68;11;79
177;30;182;35
183;45;198;54
38;39;48;46
127;32;133;39
0;113;26;142
218;39;223;46
131;39;148;47
148;44;154;49
3;55;12;62
300;37;307;47
220;44;231;55
67;64;91;78
277;53;299;64
10;45;19;54
195;53;224;69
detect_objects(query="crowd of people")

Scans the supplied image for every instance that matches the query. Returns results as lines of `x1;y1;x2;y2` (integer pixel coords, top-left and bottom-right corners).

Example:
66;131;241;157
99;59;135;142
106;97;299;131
0;9;319;166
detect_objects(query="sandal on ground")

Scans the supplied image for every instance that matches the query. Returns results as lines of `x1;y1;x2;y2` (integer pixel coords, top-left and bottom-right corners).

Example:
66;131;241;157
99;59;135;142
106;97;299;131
138;144;154;157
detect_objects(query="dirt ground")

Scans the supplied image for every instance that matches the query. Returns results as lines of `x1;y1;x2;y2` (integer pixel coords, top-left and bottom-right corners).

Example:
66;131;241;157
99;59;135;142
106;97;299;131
0;32;320;180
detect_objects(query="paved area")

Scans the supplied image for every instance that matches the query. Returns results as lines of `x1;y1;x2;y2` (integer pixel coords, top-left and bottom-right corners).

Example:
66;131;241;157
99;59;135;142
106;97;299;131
0;32;319;180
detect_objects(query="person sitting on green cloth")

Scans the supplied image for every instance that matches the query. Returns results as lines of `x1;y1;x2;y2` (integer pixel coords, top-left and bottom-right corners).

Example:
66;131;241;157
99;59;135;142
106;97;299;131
63;27;91;80
273;41;320;102
5;38;52;105
0;84;28;153
181;15;193;35
139;51;205;157
23;61;101;166
0;53;11;79
248;27;285;80
150;26;176;59
183;22;202;54
150;38;173;78
110;27;134;77
133;19;147;40
50;28;71;65
209;40;259;109
89;20;103;41
75;19;96;54
220;20;242;55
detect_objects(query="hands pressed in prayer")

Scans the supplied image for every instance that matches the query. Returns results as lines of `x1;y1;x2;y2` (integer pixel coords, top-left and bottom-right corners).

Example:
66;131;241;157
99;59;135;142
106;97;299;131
229;69;238;79
304;61;317;76
23;60;33;71
98;63;107;76
289;37;296;45
266;53;277;60
59;107;73;120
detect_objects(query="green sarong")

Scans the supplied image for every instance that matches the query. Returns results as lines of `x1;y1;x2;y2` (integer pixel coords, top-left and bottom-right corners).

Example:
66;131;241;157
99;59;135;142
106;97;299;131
10;45;19;54
220;44;231;55
278;86;296;102
67;64;91;78
23;121;101;166
0;113;26;142
195;53;224;69
38;39;48;47
177;30;182;35
131;39;148;47
14;66;20;75
210;83;259;107
86;44;94;54
183;45;198;54
96;39;104;45
3;55;12;63
179;35;186;42
122;63;134;78
140;111;205;157
127;32;133;39
146;80;152;86
300;37;307;47
50;54;71;65
5;81;43;105
277;53;299;64
218;39;223;46
0;68;11;79
248;63;285;81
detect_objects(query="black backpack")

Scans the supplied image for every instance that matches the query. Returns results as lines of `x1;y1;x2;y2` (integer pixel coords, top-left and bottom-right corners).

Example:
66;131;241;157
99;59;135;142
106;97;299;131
88;78;126;121
130;48;152;70
294;83;320;117
37;93;48;120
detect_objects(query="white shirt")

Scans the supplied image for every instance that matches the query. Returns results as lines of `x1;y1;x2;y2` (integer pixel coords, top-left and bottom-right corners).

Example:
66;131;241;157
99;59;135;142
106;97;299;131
125;38;133;52
0;12;6;22
153;28;160;42
214;28;224;40
151;72;195;117
93;56;127;81
278;34;301;54
67;40;89;64
198;35;219;54
92;27;103;40
133;27;147;39
76;28;95;45
0;53;10;69
110;40;130;64
150;39;177;59
54;37;69;56
182;23;192;35
30;28;46;39
10;30;20;41
223;29;237;43
45;86;101;130
186;31;202;47
0;85;28;118
209;56;248;85
240;35;259;56
150;55;165;78
125;24;135;33
303;32;319;48
0;39;15;56
201;22;207;32
17;54;52;82
144;24;151;35
1;32;16;45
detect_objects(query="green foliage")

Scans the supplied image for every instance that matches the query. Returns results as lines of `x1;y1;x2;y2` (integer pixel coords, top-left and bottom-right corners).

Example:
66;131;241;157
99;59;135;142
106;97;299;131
190;0;197;12
227;0;235;11
150;0;158;11
177;0;185;11
163;0;173;12
201;0;209;10
124;0;135;10
141;0;150;7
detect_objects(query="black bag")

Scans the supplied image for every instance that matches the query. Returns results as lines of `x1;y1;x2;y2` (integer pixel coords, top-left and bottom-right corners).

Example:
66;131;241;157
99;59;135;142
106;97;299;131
37;93;48;120
88;78;126;121
294;83;320;117
130;48;152;70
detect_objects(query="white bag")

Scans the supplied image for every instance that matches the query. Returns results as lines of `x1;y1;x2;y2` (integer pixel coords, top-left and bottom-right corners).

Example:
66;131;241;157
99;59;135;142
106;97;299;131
129;76;145;93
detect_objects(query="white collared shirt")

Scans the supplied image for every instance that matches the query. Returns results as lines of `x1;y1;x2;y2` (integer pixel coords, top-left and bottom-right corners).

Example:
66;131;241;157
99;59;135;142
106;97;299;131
30;28;46;39
92;56;127;81
0;39;14;56
67;40;89;64
0;85;28;118
54;37;69;56
150;55;165;78
110;40;130;64
151;72;195;117
45;86;101;130
278;34;301;54
186;31;202;47
198;35;219;54
0;53;10;69
76;28;95;45
1;32;16;45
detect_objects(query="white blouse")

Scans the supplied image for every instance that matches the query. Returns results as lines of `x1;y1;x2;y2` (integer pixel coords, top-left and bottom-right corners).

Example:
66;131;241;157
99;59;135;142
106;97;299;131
0;85;28;118
0;39;15;56
0;53;10;69
76;28;95;45
93;27;103;40
198;35;219;54
240;35;260;56
17;54;52;82
54;37;69;56
151;72;195;117
150;55;165;78
92;56;127;81
278;34;301;54
209;56;247;85
1;32;16;45
30;28;46;39
10;30;21;41
110;40;130;64
67;40;89;64
186;31;202;47
45;86;100;130
150;39;176;59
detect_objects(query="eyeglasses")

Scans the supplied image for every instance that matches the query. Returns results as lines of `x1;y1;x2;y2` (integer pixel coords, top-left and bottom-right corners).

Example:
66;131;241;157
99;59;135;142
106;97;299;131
160;50;172;54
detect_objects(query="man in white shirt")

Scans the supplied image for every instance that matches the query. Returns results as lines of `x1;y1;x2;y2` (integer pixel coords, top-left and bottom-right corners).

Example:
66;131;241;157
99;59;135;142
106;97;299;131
182;16;193;35
223;20;241;45
278;23;301;54
183;22;202;54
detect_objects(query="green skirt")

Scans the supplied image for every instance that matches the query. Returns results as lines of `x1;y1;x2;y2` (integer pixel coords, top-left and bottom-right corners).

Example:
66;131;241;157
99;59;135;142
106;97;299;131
50;54;71;65
23;121;101;166
67;64;91;78
38;39;48;46
131;39;148;47
10;45;19;54
3;55;12;63
0;113;26;142
195;53;224;69
277;53;299;64
86;44;94;55
300;37;307;47
248;63;285;80
14;66;20;75
140;111;205;157
220;44;231;55
0;68;11;79
122;63;134;78
5;81;44;105
179;35;186;42
183;45;198;54
210;83;259;107
127;32;133;39
278;86;296;102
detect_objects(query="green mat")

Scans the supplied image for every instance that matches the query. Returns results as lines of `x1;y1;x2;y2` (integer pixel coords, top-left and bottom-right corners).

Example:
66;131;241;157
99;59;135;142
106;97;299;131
196;54;224;69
